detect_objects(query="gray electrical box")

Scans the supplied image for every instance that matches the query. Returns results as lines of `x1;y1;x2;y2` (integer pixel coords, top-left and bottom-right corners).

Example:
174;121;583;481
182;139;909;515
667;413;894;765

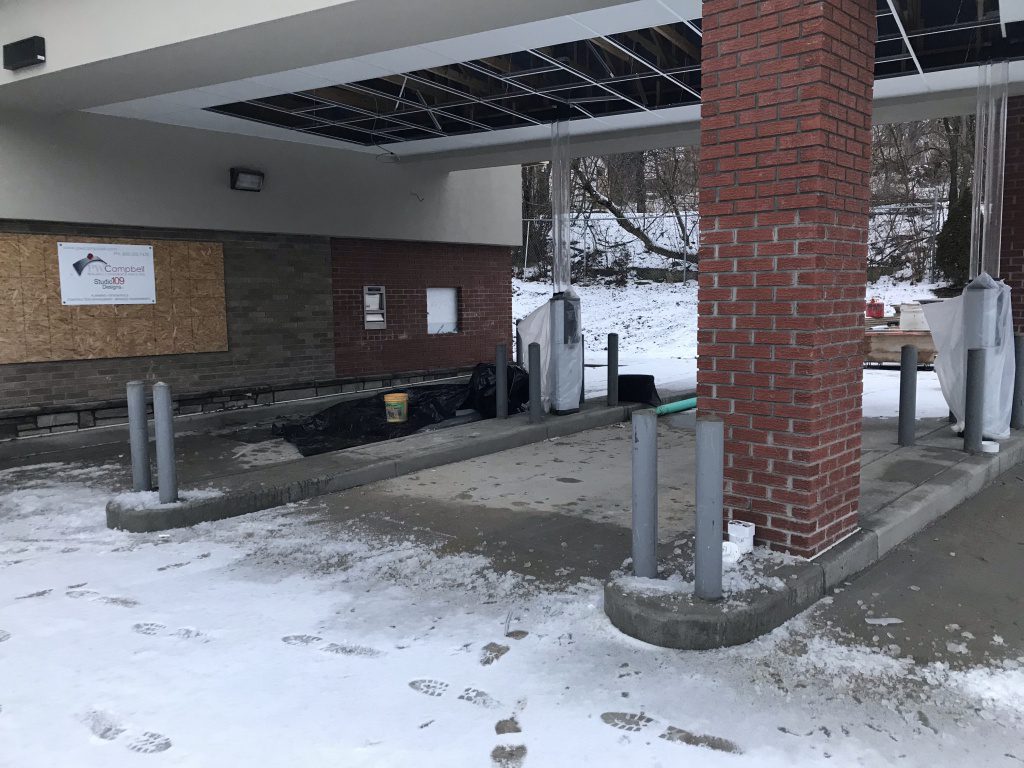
562;295;581;344
549;293;582;414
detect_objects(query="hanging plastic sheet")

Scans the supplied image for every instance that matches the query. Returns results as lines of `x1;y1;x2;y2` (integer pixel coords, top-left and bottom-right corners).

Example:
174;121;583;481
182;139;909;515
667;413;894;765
921;273;1014;440
517;301;553;412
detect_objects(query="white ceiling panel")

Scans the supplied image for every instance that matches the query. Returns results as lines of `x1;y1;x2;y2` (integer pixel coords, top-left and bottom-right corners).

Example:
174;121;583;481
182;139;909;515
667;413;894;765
297;59;389;86
243;69;337;94
1001;0;1024;24
571;0;681;36
651;0;701;22
418;16;591;63
354;46;459;75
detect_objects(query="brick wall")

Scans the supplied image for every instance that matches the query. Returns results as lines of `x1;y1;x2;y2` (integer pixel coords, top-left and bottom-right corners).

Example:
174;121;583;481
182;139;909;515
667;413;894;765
0;220;334;412
332;239;512;377
697;0;875;556
1004;96;1024;330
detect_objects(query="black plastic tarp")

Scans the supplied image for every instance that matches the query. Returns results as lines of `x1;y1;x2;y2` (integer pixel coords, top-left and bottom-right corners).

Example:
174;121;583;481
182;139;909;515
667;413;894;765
462;361;531;419
617;374;661;406
274;362;529;456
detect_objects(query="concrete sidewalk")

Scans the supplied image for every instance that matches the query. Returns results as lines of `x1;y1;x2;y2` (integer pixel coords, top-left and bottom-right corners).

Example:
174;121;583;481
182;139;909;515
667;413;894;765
820;467;1024;669
3;395;1021;649
264;414;1023;586
104;400;647;532
274;413;1024;648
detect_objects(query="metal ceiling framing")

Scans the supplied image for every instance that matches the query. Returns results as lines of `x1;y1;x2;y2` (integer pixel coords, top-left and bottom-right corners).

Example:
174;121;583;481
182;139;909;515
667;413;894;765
207;3;1024;149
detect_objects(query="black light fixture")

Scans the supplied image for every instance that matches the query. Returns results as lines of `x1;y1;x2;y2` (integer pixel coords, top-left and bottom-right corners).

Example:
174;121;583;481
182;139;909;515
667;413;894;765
3;36;46;71
229;167;264;192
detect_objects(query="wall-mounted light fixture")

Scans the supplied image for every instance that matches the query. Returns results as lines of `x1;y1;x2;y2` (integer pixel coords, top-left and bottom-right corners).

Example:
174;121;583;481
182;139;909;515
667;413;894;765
3;36;46;71
229;167;264;192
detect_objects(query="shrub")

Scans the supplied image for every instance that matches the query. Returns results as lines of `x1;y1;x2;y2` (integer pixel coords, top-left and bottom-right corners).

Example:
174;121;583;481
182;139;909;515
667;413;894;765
935;189;972;286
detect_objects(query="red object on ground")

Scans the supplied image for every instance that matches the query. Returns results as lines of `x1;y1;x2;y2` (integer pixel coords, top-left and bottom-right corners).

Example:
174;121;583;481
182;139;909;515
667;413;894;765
866;298;884;318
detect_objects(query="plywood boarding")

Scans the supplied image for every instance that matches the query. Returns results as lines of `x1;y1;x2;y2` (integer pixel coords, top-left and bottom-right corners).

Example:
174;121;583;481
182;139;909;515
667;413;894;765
0;234;227;364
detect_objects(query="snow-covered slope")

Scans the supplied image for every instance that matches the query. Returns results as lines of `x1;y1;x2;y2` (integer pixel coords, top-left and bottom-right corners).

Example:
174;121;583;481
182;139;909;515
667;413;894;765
513;277;947;417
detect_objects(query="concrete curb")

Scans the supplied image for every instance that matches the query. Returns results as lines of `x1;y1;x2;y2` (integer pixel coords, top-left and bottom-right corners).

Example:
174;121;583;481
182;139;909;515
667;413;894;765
106;402;644;533
604;430;1024;650
604;560;823;650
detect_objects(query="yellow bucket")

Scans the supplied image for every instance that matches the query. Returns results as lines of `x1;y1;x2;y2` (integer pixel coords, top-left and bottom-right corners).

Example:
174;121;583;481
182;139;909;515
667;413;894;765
383;392;409;424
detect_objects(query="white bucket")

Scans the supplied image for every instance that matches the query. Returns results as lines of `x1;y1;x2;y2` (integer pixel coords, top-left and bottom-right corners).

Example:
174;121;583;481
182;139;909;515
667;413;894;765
728;520;755;554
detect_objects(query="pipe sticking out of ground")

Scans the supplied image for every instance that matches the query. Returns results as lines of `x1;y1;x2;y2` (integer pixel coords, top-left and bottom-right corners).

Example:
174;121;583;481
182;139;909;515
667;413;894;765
655;397;696;416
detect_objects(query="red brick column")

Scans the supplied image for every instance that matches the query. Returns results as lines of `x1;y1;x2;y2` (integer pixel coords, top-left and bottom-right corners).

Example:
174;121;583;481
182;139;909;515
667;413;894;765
1003;96;1024;331
697;0;876;557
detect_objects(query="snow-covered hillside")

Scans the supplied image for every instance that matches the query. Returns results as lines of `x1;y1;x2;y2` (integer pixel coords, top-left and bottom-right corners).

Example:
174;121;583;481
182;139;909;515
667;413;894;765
558;202;946;277
514;279;699;359
513;277;948;417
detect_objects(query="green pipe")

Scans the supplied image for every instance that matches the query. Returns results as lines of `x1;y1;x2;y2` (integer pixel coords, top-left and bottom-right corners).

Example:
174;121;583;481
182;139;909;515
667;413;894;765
655;397;697;416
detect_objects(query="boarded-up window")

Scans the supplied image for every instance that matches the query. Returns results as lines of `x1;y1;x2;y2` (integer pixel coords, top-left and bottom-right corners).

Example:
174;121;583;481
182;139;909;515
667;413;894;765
426;287;459;334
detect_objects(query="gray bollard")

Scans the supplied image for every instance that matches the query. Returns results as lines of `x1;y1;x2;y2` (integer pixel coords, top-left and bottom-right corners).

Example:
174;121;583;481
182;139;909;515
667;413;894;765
964;348;985;454
528;343;543;424
898;345;918;447
153;382;178;504
631;409;658;579
495;343;508;419
694;414;724;601
126;380;152;492
1013;334;1024;430
607;333;619;407
579;335;585;407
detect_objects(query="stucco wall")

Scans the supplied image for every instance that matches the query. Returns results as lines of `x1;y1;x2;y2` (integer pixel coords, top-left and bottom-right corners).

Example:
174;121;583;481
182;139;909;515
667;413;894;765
0;112;520;246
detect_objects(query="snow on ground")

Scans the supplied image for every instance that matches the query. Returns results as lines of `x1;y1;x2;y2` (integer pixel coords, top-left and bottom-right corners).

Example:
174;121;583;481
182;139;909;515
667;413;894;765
866;276;941;316
1;465;1022;767
230;440;303;469
514;278;950;417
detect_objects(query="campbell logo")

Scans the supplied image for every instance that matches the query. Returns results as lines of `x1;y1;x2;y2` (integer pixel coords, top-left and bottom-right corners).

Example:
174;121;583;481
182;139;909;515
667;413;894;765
72;253;107;275
71;253;148;278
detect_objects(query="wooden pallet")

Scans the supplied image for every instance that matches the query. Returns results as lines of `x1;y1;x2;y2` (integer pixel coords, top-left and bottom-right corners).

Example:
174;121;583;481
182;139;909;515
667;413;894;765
864;329;936;365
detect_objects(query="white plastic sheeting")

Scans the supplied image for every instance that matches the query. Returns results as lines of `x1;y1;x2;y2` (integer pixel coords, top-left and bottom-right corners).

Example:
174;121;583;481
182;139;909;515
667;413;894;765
517;291;583;413
969;62;1010;279
518;299;553;412
550;120;572;294
921;273;1014;439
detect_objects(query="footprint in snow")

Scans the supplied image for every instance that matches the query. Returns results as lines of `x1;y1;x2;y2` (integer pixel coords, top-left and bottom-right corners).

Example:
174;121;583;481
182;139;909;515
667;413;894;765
133;623;206;641
80;709;172;754
480;642;510;666
410;680;523;765
409;679;501;709
495;698;527;735
491;744;527;767
0;629;10;643
156;562;189;572
281;634;381;658
601;712;741;754
66;589;139;607
16;589;52;600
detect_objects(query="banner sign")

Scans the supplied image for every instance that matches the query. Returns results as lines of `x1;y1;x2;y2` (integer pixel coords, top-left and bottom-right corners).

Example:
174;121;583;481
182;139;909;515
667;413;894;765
57;242;156;305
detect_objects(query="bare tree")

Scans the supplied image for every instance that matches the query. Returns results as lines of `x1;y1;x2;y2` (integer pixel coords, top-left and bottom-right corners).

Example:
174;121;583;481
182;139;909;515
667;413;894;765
572;151;698;269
